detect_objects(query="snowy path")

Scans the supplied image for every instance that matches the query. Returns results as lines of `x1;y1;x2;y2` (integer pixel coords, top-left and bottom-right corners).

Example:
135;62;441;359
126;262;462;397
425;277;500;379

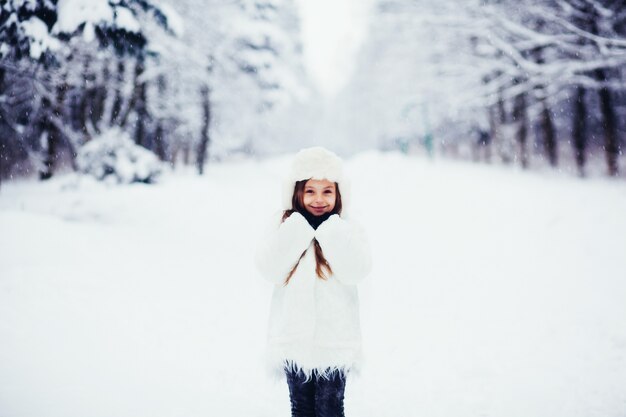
1;152;625;417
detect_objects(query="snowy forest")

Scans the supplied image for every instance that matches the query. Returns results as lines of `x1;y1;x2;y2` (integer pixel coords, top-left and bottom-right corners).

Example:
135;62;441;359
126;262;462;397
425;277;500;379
1;0;625;184
2;2;626;416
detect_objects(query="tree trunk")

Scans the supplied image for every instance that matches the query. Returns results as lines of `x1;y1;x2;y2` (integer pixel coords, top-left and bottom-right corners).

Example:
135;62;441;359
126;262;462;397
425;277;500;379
91;61;110;132
572;86;587;177
134;63;148;147
182;144;190;166
153;75;167;160
528;24;558;169
594;69;619;176
154;124;166;160
480;74;495;163
39;97;58;180
78;60;91;138
196;85;211;175
587;13;620;176
540;101;557;167
0;66;5;189
496;94;512;164
120;57;144;130
55;74;75;170
40;72;71;179
109;59;125;126
512;91;528;168
486;108;498;164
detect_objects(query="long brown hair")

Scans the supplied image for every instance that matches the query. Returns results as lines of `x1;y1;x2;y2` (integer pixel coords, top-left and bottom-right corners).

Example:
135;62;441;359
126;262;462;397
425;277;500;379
281;180;342;286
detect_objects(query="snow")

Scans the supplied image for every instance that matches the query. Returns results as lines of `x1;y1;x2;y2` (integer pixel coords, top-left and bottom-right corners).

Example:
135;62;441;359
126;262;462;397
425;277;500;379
52;0;142;41
1;151;625;417
158;3;184;37
21;16;61;59
114;7;140;33
75;128;163;184
81;22;96;42
54;0;114;35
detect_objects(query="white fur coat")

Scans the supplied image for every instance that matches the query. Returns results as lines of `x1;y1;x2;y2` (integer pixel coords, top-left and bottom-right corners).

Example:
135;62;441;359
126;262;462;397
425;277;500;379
255;211;372;380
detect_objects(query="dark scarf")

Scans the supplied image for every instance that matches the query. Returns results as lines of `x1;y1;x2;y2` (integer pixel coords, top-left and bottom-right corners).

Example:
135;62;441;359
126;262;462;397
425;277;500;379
299;209;333;230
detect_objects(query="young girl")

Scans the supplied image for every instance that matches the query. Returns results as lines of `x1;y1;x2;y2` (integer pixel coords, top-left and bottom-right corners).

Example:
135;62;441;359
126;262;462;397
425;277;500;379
255;147;372;417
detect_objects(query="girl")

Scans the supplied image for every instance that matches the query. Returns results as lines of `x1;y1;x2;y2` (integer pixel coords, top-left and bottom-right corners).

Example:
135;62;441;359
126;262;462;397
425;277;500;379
255;147;372;417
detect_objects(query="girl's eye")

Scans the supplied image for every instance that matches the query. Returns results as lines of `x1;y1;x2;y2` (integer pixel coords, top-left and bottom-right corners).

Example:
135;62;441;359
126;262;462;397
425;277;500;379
324;190;333;194
305;190;314;193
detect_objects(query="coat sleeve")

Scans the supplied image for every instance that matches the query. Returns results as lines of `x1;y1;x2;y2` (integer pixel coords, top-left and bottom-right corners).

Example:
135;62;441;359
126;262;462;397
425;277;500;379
255;211;316;284
314;214;372;285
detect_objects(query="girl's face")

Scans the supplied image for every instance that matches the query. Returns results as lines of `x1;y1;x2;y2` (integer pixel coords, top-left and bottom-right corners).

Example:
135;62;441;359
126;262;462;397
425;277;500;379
302;179;336;216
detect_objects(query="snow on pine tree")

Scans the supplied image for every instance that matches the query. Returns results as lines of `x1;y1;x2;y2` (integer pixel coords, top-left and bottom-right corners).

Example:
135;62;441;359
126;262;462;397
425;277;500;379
215;0;309;156
230;0;305;112
0;0;60;184
1;0;309;181
157;0;309;165
0;0;175;182
52;0;175;167
0;0;60;61
136;0;217;173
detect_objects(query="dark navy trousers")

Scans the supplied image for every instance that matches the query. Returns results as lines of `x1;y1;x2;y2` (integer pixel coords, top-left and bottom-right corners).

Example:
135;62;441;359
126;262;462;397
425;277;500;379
285;367;347;417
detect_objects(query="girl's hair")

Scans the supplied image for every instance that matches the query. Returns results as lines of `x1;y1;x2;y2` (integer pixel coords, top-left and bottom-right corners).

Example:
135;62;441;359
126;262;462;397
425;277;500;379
281;179;342;286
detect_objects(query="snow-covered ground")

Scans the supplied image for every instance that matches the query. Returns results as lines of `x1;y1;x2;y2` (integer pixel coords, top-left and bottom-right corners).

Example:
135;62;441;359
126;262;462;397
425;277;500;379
1;151;625;417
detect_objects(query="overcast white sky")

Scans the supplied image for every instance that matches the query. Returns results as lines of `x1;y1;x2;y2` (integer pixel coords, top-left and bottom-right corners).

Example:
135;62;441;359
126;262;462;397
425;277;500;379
295;0;373;97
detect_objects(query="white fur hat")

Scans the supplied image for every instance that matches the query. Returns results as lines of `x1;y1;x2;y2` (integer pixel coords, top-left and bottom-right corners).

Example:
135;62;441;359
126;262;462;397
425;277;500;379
282;147;351;215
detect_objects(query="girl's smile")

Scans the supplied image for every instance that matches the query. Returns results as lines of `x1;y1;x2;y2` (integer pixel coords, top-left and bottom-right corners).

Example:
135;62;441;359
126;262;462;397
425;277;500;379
303;179;336;216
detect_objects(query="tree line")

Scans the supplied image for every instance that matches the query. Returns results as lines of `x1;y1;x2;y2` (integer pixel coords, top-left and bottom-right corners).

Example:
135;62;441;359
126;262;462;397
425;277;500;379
0;0;305;184
369;0;625;177
469;0;626;177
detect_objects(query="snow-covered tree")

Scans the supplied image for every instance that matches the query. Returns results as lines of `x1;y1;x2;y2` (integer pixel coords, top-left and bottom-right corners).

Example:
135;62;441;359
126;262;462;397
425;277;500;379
1;0;309;181
0;0;175;181
343;0;625;175
76;127;163;183
465;0;626;174
210;0;308;157
0;0;60;62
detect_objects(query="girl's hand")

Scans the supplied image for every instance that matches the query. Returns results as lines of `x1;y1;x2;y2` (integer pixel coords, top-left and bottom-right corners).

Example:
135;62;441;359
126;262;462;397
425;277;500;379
315;214;348;236
255;211;316;284
315;215;372;285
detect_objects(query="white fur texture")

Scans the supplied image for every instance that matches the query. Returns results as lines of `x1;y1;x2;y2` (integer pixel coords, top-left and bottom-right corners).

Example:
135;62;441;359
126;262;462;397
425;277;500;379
281;147;351;216
255;211;372;381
